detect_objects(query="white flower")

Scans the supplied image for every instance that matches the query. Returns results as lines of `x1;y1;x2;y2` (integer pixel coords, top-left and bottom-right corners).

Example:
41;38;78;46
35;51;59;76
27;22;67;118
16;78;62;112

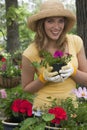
73;87;87;99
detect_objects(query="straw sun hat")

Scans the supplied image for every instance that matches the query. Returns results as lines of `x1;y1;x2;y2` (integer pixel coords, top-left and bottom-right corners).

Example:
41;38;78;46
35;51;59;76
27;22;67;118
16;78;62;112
27;0;76;33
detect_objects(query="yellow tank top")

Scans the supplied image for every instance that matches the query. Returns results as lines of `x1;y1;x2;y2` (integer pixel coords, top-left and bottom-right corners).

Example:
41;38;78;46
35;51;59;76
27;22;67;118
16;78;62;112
23;34;83;109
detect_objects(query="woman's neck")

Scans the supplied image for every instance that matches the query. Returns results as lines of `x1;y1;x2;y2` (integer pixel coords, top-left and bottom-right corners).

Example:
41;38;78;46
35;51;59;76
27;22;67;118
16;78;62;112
46;42;59;56
46;40;68;56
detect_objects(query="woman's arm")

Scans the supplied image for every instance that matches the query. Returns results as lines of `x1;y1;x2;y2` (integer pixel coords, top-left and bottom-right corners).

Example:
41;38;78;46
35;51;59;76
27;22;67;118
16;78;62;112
21;55;45;93
72;46;87;86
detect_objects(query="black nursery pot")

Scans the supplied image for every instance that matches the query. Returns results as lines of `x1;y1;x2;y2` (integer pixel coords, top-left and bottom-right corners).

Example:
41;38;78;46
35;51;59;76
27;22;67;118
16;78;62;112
2;116;27;130
52;63;66;73
6;116;24;123
45;123;62;130
2;120;19;130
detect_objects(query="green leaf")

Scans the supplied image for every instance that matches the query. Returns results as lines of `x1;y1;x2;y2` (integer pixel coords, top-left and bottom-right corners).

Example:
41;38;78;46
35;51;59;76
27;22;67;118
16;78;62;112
19;117;38;130
32;61;41;68
34;123;46;130
42;113;55;122
24;117;37;125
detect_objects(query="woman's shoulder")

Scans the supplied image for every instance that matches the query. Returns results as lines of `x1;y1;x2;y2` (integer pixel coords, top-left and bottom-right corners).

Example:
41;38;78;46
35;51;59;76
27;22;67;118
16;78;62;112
67;34;83;41
23;42;38;53
23;42;39;59
25;42;37;50
67;34;83;53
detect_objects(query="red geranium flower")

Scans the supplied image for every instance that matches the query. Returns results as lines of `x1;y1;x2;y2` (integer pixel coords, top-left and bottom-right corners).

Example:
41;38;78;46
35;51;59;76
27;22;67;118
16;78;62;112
11;99;33;117
48;107;67;124
1;57;6;62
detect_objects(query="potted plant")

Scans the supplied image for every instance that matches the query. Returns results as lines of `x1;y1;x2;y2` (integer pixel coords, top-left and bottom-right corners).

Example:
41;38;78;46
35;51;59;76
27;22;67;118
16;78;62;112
0;52;21;88
33;50;72;72
18;98;71;130
18;86;87;130
72;86;87;125
1;86;87;130
0;87;34;130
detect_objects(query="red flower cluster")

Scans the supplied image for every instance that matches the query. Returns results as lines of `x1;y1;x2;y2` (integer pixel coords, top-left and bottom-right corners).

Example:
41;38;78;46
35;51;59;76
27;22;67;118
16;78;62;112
11;99;32;116
1;57;6;62
48;107;67;124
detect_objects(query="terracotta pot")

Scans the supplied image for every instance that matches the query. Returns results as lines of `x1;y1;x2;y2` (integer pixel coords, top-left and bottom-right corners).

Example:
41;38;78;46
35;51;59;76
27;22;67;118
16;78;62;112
0;76;21;88
2;120;19;130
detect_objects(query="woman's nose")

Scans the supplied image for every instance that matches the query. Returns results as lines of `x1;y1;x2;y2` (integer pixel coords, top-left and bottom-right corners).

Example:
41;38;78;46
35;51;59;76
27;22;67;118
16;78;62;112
53;22;60;29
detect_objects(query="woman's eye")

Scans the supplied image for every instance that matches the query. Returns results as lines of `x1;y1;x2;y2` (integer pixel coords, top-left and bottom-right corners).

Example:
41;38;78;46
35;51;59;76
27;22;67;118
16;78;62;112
59;19;65;23
45;18;54;23
47;19;53;23
45;18;65;24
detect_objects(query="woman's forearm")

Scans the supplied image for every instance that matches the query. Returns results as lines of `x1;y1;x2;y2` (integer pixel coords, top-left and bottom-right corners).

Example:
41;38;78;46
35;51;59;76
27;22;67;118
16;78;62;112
22;78;46;93
72;69;87;86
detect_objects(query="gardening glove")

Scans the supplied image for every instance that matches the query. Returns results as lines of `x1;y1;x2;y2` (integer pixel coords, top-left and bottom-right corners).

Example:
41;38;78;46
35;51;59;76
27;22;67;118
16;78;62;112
43;66;58;78
45;74;64;82
59;63;77;80
43;65;64;82
39;66;63;83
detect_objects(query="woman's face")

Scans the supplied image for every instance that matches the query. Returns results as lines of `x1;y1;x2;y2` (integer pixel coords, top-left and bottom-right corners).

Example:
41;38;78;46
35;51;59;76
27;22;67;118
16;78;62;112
44;17;65;41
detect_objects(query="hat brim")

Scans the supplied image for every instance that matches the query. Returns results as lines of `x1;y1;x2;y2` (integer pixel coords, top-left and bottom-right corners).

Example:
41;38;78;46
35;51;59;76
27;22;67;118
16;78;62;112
28;8;76;32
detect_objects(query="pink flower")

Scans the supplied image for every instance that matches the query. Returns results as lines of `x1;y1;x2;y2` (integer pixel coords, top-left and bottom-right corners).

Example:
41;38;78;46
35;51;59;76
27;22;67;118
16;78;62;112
53;51;64;58
0;89;7;98
1;64;6;71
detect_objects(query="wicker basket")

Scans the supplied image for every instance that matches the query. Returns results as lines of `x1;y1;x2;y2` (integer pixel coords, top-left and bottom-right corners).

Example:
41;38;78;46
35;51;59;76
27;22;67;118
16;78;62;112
0;76;21;88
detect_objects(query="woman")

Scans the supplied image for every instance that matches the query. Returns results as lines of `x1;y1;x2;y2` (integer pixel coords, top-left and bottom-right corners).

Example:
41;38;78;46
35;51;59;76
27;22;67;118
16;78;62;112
22;0;87;109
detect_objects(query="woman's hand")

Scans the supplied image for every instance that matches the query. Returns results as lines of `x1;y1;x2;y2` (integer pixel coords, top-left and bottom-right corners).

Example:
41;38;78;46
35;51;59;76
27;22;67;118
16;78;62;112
39;66;64;83
59;63;76;80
